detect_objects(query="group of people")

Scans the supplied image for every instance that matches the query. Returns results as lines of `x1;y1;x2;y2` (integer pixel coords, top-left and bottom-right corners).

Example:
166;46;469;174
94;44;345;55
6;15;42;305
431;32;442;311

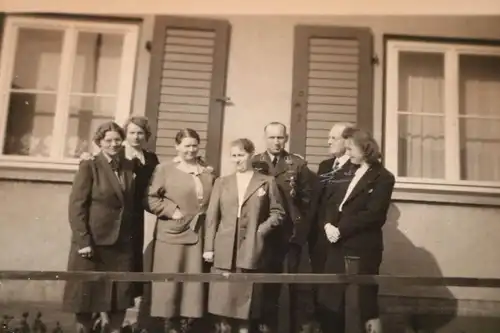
61;116;395;333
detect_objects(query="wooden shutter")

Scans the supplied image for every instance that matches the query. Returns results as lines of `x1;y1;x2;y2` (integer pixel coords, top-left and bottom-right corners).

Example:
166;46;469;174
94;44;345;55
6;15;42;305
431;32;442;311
145;16;230;175
290;25;373;172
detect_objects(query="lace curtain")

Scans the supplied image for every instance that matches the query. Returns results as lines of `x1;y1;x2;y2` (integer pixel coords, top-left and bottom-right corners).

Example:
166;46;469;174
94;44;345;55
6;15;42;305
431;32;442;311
397;51;500;182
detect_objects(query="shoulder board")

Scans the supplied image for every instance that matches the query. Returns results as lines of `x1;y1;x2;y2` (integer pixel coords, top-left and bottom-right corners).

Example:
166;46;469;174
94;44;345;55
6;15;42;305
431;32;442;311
252;153;264;160
291;153;305;160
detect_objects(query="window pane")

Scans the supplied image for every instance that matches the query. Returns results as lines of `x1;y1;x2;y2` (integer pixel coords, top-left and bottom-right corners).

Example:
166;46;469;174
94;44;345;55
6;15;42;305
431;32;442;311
459;54;500;117
398;51;444;114
71;32;124;95
398;114;445;179
12;28;64;91
459;119;500;182
3;92;57;157
64;96;116;158
459;54;500;182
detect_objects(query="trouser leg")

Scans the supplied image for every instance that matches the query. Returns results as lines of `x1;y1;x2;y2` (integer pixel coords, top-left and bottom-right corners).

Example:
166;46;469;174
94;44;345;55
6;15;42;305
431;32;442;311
74;312;93;333
286;244;315;333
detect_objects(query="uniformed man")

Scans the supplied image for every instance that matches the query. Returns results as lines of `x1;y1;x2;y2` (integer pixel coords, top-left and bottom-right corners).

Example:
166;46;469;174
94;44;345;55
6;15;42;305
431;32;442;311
252;122;315;333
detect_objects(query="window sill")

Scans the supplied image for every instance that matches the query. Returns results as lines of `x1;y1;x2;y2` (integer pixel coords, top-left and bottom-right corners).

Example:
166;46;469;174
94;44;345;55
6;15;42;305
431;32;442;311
392;182;500;207
0;158;78;183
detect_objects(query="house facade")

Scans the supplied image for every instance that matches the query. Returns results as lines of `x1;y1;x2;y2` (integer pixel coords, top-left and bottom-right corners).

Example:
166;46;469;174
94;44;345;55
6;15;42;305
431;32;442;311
1;13;500;316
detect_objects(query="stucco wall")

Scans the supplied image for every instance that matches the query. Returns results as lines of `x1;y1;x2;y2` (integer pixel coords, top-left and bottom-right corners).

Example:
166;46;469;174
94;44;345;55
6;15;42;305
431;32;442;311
1;15;500;303
1;181;500;303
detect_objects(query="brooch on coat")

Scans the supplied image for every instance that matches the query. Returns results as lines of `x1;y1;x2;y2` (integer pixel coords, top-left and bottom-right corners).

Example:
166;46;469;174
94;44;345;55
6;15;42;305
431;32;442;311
257;187;267;197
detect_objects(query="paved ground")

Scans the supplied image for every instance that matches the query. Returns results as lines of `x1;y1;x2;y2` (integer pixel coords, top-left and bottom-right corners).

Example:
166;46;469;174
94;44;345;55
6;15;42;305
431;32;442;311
2;301;500;332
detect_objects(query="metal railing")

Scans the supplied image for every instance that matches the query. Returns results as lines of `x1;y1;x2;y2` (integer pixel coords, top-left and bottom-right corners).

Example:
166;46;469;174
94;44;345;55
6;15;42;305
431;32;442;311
2;256;500;333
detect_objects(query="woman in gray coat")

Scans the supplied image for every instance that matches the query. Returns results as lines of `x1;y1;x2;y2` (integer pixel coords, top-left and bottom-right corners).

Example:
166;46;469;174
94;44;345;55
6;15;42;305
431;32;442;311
146;128;216;333
203;138;285;333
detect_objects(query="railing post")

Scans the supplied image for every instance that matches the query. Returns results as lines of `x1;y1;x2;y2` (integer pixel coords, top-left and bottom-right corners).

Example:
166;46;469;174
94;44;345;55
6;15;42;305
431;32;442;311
344;255;362;333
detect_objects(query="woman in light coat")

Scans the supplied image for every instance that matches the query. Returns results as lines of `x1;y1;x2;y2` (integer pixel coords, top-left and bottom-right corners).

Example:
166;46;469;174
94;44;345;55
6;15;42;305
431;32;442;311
146;128;216;333
203;138;285;333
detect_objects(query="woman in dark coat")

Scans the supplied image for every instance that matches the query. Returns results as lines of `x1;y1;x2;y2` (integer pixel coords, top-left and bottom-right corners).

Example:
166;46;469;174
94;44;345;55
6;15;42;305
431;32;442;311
80;116;160;298
146;128;216;333
203;138;285;333
121;116;160;297
63;121;136;333
319;127;395;333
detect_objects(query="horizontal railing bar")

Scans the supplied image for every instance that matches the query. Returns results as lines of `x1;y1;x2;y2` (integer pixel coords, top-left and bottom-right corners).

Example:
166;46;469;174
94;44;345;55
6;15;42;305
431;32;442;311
0;271;500;288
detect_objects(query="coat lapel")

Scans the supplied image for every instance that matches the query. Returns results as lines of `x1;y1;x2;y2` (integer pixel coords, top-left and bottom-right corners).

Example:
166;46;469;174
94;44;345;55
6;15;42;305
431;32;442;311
122;158;135;198
225;174;239;207
323;160;355;200
272;154;288;177
242;172;267;206
96;153;125;203
319;157;336;175
343;164;382;206
198;171;215;204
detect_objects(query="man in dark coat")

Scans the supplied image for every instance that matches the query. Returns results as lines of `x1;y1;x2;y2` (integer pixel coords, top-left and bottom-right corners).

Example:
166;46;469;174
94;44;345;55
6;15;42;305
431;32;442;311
308;122;355;274
307;122;358;332
251;122;315;333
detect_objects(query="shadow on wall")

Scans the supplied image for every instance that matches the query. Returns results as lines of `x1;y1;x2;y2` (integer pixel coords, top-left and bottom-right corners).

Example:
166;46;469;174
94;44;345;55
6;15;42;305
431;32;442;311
381;203;458;332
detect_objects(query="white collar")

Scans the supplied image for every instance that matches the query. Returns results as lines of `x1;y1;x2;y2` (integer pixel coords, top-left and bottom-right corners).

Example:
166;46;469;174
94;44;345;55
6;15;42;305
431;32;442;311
123;142;145;164
335;154;350;167
236;170;254;178
267;151;281;162
356;162;370;175
173;156;203;175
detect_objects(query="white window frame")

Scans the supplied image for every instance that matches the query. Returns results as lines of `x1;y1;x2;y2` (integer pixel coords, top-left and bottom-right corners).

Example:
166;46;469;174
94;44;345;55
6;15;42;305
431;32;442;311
0;15;139;171
385;39;500;195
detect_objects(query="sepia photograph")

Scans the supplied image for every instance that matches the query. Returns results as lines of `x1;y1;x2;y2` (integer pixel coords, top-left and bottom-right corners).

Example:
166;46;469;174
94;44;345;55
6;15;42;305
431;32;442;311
0;1;499;332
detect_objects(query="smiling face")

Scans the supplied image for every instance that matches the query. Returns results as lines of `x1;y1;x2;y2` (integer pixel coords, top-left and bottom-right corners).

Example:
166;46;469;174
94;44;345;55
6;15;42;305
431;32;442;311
230;144;253;172
175;137;199;162
100;130;123;156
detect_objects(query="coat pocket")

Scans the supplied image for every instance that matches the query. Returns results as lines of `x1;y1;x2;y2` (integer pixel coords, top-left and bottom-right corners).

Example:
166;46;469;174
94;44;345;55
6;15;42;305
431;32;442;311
156;217;198;245
158;216;192;234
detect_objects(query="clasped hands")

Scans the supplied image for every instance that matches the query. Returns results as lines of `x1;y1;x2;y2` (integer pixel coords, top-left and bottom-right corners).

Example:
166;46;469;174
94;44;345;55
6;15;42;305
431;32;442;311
324;223;341;243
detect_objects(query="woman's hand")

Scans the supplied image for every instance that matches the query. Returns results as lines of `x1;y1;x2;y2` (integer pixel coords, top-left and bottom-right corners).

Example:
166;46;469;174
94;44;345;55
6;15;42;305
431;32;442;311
172;208;184;220
79;152;95;162
78;246;93;259
324;223;340;243
203;251;214;263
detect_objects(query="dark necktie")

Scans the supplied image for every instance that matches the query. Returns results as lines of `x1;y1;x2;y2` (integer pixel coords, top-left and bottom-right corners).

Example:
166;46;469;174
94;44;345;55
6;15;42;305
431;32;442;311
110;156;121;173
109;157;125;189
272;156;278;167
332;160;341;172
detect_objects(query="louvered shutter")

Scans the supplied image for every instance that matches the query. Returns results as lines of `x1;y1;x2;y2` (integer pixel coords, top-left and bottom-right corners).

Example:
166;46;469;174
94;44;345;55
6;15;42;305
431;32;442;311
290;25;373;172
145;17;230;174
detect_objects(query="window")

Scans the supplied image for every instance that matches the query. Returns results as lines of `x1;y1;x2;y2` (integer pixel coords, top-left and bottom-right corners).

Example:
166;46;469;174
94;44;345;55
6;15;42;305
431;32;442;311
385;37;500;195
0;16;139;172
